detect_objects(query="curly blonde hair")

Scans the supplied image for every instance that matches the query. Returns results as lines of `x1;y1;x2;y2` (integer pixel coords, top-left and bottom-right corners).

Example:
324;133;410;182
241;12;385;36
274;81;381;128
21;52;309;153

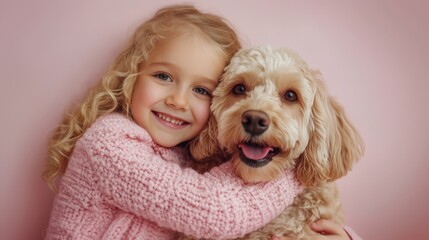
43;4;242;192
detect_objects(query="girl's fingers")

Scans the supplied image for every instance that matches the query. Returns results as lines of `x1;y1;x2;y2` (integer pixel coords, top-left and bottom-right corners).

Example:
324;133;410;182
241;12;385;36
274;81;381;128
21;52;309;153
271;219;350;240
310;219;345;235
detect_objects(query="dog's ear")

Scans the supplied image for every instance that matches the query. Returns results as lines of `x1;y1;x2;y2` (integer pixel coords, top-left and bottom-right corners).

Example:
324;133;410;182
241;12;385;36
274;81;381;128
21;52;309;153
297;80;364;187
189;114;220;160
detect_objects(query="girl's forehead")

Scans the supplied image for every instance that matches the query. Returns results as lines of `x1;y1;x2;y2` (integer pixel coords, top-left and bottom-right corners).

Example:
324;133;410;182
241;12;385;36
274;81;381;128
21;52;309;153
149;32;225;66
142;32;226;83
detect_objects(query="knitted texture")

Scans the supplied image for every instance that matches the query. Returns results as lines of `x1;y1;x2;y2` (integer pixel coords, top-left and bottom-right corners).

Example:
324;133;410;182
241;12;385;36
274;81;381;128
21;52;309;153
45;113;303;240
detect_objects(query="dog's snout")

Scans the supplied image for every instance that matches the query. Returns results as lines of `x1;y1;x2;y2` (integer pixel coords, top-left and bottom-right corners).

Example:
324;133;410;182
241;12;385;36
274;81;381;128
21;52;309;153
241;110;270;136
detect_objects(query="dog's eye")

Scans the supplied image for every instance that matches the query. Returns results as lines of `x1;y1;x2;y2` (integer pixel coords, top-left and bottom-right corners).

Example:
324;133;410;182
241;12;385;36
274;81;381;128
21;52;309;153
232;84;246;95
284;90;298;102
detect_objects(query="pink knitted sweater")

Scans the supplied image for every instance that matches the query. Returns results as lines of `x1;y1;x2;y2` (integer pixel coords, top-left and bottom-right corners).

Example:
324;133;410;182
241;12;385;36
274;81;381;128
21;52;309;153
45;113;303;240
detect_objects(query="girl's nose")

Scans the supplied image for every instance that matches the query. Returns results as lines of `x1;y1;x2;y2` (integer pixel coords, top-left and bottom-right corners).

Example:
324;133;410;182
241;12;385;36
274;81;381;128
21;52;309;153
165;89;189;110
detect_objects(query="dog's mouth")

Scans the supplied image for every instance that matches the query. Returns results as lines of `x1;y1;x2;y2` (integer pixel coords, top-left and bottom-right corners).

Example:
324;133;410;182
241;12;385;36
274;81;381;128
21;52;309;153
238;142;280;168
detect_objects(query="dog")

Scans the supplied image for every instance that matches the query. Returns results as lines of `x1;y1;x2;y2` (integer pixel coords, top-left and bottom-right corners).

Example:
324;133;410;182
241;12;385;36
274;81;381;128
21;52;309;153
185;45;364;239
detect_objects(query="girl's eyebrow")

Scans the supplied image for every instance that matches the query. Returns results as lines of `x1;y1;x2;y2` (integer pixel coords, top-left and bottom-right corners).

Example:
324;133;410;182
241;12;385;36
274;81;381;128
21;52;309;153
150;61;219;85
200;78;218;90
147;61;176;70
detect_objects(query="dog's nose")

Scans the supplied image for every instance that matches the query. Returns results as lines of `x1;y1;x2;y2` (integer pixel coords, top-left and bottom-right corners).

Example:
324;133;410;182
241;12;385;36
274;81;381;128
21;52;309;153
241;110;270;136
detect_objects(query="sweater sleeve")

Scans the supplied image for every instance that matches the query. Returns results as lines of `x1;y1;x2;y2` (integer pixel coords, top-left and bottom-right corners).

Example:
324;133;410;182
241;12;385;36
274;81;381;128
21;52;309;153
79;114;302;239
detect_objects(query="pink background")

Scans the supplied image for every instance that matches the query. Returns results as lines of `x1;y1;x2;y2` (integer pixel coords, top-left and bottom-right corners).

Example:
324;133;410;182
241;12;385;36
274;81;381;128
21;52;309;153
1;1;428;239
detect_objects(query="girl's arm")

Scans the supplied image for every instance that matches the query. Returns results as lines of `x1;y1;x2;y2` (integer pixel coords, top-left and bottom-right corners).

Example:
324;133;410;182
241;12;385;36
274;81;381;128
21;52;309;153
80;114;302;239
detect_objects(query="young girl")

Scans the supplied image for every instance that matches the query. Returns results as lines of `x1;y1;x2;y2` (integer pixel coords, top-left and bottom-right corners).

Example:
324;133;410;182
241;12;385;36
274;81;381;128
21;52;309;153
42;4;302;240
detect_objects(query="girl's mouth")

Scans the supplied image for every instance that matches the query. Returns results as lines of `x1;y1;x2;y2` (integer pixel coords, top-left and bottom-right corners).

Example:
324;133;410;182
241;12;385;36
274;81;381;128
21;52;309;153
152;111;189;127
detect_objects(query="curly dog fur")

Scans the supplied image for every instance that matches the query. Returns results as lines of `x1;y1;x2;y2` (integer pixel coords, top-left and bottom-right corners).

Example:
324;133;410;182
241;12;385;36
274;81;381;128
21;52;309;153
186;46;364;239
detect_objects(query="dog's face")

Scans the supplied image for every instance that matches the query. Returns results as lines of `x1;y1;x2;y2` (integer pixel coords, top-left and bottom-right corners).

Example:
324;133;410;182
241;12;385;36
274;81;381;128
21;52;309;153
190;46;364;187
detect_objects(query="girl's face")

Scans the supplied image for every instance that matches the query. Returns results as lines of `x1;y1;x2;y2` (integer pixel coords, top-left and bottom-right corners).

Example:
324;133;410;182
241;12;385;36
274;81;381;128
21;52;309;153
131;32;226;147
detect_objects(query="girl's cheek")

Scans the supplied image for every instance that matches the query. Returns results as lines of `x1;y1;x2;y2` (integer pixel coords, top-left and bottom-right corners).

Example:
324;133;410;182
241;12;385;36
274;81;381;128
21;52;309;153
194;100;211;123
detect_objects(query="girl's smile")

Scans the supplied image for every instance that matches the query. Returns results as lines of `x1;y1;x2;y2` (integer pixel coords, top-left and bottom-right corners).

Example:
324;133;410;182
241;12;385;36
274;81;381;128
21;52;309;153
152;111;189;128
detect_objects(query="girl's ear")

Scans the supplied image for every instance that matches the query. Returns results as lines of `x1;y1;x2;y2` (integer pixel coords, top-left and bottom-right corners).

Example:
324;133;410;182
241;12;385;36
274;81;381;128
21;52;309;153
189;115;220;160
296;82;364;187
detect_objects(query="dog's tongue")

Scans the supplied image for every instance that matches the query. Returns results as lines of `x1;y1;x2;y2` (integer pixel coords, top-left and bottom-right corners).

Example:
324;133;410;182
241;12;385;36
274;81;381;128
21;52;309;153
239;144;273;160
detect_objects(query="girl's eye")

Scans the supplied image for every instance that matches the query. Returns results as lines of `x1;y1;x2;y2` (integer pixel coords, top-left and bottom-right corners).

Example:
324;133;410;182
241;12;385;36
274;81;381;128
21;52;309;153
284;90;298;102
232;84;246;95
193;87;211;96
154;73;172;82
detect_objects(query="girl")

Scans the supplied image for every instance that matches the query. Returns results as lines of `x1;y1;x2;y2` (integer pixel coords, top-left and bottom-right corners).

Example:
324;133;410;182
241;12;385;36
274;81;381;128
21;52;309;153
43;4;302;240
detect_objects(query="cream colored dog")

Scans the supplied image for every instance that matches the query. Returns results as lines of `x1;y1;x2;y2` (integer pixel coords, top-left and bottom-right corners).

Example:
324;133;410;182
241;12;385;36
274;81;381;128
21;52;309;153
188;46;364;239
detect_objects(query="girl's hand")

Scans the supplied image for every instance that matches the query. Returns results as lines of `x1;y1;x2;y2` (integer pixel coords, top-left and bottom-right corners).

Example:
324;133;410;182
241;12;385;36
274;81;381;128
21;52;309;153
309;219;351;239
271;219;351;240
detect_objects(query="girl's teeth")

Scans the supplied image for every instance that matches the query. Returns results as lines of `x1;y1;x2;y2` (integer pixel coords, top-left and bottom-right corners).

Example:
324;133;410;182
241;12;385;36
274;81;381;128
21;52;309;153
157;113;184;125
